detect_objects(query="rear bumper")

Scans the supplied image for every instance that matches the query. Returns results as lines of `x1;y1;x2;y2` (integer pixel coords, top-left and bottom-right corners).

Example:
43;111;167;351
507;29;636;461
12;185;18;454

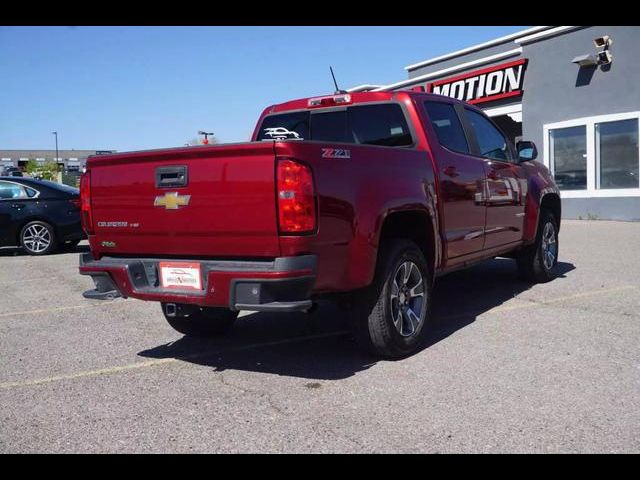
79;253;316;312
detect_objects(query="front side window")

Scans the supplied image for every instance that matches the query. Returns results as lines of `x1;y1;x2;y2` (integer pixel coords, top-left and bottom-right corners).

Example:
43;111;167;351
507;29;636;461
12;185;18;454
549;126;587;191
0;181;27;200
596;118;639;189
424;101;469;154
466;109;513;161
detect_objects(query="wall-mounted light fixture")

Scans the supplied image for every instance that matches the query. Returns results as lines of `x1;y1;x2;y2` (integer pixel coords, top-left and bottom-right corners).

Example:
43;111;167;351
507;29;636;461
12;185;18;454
572;53;598;67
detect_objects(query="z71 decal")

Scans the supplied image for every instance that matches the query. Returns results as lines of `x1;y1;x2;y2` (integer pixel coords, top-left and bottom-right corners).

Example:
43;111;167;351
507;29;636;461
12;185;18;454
321;148;351;159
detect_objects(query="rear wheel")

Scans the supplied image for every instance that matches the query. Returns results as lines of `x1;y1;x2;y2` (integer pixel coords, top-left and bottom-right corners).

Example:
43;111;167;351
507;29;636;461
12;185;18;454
20;221;57;255
161;303;238;337
516;210;559;283
349;239;432;358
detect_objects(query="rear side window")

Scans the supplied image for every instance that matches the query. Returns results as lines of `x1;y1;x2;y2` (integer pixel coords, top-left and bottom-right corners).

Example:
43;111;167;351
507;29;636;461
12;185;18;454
465;108;513;161
349;104;413;147
257;111;309;141
0;181;27;199
424;101;469;154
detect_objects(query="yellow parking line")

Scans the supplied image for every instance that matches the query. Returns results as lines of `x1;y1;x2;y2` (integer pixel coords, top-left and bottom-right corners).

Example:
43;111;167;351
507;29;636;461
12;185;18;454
0;303;104;319
0;285;636;390
0;331;349;390
0;277;58;286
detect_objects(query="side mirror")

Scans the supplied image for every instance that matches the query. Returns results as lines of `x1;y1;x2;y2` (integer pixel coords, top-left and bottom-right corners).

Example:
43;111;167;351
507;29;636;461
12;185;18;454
517;141;538;162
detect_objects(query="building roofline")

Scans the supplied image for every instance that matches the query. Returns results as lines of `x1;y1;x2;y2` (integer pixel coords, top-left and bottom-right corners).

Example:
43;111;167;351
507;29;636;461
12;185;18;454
403;26;550;71
346;84;385;92
514;26;580;44
375;47;523;92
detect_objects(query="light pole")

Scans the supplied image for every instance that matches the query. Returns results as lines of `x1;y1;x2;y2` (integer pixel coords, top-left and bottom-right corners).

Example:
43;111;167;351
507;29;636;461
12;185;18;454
52;131;59;165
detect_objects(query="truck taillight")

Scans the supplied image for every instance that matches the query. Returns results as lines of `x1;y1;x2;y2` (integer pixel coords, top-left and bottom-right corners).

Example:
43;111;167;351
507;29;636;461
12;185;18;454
80;171;94;235
307;94;352;108
276;159;316;234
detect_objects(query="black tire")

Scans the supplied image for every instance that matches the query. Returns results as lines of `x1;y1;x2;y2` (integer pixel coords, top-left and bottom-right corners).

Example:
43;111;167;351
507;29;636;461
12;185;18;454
349;239;433;358
516;210;559;283
161;303;238;337
20;221;57;256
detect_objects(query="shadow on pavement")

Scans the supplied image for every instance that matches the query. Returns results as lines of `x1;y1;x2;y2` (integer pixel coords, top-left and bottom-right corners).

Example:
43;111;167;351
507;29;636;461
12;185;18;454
138;258;576;381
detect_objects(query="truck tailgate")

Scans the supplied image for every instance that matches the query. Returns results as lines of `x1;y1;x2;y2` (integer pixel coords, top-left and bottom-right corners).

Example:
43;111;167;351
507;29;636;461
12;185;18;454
87;142;280;258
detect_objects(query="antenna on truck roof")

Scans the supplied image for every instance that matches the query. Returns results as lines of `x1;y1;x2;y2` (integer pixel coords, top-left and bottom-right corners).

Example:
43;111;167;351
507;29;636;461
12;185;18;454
330;66;348;95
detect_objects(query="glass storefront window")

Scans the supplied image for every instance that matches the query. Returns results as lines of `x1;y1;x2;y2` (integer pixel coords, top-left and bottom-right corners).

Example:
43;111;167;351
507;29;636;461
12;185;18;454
550;125;587;190
596;119;639;189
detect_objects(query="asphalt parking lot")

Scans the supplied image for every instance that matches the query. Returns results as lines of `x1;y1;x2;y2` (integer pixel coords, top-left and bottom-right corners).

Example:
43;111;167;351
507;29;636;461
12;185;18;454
1;220;639;453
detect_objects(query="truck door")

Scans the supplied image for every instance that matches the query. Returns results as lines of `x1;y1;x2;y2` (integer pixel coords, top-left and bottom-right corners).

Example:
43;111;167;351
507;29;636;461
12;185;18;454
463;108;527;249
421;100;487;262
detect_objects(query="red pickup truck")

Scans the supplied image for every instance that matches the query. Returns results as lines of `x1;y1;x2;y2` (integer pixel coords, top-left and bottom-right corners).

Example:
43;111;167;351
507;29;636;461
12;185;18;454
79;91;561;358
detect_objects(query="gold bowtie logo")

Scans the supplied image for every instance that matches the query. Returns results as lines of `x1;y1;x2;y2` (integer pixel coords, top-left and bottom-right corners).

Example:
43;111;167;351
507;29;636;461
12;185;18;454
154;192;191;210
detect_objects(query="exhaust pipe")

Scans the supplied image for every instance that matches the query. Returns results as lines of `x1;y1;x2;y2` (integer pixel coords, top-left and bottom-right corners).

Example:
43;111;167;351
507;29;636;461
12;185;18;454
164;303;177;317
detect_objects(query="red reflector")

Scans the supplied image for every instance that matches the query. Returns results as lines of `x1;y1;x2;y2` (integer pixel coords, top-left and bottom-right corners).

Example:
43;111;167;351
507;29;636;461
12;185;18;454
79;171;94;235
277;159;316;234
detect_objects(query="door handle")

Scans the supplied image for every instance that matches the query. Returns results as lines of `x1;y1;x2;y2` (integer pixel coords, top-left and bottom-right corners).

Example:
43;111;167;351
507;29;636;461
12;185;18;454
443;165;459;177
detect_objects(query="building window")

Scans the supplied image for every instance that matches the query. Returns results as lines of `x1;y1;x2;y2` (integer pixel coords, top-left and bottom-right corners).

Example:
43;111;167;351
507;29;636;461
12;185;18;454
596;119;639;189
549;126;587;191
544;112;640;198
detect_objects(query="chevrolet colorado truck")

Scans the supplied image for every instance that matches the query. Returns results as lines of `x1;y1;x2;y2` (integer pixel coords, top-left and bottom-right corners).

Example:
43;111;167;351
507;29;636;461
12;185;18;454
79;91;561;358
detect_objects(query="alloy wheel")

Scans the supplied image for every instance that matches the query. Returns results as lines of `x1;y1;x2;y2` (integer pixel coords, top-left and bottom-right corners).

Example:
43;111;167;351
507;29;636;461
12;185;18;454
389;261;427;337
22;224;51;254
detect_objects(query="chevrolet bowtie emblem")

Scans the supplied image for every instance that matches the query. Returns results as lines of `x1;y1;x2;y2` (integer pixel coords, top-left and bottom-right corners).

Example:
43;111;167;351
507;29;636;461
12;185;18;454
154;192;191;210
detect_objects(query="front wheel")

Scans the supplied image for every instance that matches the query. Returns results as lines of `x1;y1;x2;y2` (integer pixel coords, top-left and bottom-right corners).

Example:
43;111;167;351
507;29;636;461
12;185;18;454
350;239;433;358
161;303;238;337
516;210;559;283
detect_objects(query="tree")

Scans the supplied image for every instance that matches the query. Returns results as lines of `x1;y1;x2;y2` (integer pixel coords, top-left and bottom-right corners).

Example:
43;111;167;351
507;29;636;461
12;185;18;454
25;159;59;181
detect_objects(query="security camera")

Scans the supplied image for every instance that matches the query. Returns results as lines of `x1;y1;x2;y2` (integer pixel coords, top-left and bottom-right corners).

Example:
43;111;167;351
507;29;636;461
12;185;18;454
572;53;598;67
597;50;613;65
594;35;612;48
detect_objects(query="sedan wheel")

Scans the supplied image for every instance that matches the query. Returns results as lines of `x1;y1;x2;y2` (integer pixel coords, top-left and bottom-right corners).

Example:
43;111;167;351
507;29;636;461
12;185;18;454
20;221;57;255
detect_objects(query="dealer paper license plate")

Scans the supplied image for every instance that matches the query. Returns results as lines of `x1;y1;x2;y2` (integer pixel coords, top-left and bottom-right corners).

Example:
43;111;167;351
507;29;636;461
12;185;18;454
159;262;203;290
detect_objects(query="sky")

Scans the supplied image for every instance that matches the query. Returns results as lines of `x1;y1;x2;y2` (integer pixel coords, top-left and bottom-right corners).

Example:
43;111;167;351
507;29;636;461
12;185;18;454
0;26;529;152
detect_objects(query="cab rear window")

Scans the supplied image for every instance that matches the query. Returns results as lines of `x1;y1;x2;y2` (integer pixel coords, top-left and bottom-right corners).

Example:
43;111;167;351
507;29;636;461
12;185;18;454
257;103;412;147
